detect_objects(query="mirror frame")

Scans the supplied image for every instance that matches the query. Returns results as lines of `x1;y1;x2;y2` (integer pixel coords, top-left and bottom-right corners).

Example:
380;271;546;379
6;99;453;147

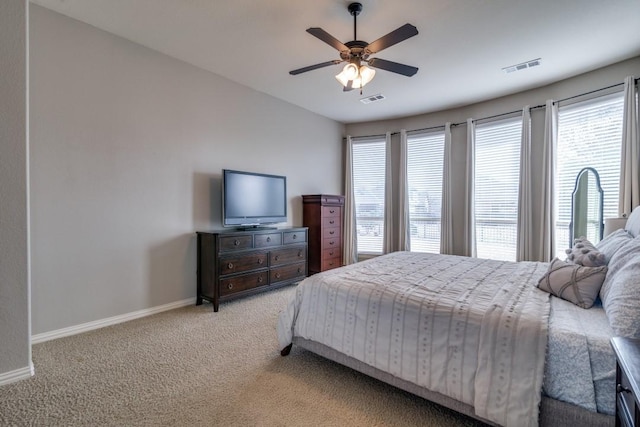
569;167;604;246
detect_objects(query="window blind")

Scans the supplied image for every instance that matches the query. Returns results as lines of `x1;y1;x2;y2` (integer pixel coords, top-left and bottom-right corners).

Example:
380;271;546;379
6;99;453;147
352;138;386;254
474;116;522;261
555;92;624;257
407;131;445;253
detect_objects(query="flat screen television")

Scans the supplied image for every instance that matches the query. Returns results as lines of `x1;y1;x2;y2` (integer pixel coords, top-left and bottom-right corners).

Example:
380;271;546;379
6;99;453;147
222;169;287;228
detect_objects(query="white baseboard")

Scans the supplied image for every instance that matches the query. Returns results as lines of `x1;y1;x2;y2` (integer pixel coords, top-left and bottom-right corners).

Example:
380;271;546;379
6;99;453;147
32;297;196;344
0;363;35;386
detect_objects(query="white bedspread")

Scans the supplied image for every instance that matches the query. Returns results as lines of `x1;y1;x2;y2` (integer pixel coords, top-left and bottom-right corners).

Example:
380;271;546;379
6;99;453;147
277;252;551;427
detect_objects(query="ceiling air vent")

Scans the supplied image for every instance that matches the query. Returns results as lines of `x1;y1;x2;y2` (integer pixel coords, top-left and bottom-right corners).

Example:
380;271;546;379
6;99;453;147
502;58;541;74
360;94;386;104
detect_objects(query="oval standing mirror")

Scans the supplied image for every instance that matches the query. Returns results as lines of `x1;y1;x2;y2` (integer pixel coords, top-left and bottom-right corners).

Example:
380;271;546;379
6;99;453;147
569;167;604;246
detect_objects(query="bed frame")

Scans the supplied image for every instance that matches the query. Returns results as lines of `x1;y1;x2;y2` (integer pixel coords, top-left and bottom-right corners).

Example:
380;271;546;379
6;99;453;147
283;338;614;427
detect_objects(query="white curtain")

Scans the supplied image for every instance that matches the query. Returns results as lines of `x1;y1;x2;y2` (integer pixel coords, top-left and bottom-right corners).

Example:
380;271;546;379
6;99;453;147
539;100;557;262
383;132;394;253
517;107;533;261
440;122;454;254
464;119;477;257
343;136;358;265
398;130;411;251
619;75;639;216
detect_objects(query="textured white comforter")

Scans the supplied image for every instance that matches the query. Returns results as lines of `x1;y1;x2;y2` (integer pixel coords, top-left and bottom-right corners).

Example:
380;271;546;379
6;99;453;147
277;252;550;427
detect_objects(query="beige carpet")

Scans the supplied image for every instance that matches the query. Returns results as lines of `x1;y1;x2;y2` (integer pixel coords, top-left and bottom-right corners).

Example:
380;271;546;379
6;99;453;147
0;286;485;426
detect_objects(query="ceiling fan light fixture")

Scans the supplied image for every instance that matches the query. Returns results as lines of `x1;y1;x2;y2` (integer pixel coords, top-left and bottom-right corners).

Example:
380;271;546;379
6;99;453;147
335;63;359;86
335;64;375;89
359;65;375;86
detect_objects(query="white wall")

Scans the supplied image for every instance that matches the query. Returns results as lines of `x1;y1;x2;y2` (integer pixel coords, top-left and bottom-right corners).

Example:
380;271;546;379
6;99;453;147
29;5;344;335
0;0;31;381
346;56;640;255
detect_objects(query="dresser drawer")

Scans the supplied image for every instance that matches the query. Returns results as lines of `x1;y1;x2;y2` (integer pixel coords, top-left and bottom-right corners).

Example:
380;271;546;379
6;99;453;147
284;230;307;245
324;236;340;249
322;206;341;218
320;195;344;204
322;247;341;260
271;262;306;283
321;257;341;271
618;370;637;427
219;252;267;276
271;246;306;266
323;226;340;239
219;271;268;296
219;235;253;252
323;216;341;228
254;233;282;248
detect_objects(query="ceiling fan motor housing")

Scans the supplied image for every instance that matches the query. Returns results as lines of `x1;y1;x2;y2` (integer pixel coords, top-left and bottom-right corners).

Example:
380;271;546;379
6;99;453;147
348;3;363;17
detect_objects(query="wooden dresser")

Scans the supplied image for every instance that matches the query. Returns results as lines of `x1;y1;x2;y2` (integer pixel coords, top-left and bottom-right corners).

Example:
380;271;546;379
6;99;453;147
196;227;308;312
611;337;640;427
302;194;344;275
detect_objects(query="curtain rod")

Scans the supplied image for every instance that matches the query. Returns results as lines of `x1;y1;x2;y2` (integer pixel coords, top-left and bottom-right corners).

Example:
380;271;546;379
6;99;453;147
347;77;638;139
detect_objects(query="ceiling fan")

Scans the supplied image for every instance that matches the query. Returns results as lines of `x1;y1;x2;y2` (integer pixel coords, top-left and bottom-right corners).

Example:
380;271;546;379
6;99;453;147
289;2;419;93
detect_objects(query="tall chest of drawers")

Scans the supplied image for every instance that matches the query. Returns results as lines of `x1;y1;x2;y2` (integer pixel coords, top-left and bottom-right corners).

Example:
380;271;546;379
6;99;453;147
302;195;344;275
196;227;308;312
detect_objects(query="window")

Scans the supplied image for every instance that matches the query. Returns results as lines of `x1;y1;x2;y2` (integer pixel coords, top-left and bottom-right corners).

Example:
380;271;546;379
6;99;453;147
474;117;522;261
407;131;445;253
555;92;624;257
352;138;386;254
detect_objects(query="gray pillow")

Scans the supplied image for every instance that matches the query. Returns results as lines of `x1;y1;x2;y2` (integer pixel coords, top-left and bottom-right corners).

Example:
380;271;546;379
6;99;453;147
625;205;640;238
596;228;633;263
599;237;640;338
565;237;606;267
537;258;607;309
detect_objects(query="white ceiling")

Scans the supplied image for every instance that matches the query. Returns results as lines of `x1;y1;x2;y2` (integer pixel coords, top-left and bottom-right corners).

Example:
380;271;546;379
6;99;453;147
31;0;640;124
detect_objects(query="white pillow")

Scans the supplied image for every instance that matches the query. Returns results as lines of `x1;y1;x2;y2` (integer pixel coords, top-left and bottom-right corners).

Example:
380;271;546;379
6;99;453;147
537;258;607;309
599;237;640;338
595;228;633;263
625;205;640;237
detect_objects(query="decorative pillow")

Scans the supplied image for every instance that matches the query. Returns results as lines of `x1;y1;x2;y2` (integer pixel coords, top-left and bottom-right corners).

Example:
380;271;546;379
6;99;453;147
537;258;607;309
599;237;640;338
625;205;640;238
564;237;606;267
595;228;633;263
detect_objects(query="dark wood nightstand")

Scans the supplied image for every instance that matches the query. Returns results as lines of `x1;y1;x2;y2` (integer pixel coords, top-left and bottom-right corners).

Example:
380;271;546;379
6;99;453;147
611;337;640;427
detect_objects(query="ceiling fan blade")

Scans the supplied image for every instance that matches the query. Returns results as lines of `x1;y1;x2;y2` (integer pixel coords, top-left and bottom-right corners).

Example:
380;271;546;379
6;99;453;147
366;23;418;54
307;28;349;52
289;60;343;75
367;58;418;77
343;80;354;92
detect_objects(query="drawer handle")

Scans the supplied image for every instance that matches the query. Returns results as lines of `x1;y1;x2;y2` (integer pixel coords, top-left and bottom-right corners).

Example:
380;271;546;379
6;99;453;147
228;283;234;290
227;262;234;269
329;230;335;235
275;273;281;279
297;251;302;257
292;234;297;239
617;384;632;394
329;251;334;256
258;276;263;283
258;258;264;265
297;267;302;273
329;209;335;213
266;237;271;242
329;220;335;224
274;255;280;261
329;241;335;245
234;240;240;246
329;261;334;266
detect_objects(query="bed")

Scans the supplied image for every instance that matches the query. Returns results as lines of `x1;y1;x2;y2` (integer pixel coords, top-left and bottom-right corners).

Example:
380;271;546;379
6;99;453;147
277;208;640;427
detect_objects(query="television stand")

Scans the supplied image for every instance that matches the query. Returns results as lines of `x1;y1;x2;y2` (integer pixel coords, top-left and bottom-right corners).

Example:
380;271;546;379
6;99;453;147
195;227;308;312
